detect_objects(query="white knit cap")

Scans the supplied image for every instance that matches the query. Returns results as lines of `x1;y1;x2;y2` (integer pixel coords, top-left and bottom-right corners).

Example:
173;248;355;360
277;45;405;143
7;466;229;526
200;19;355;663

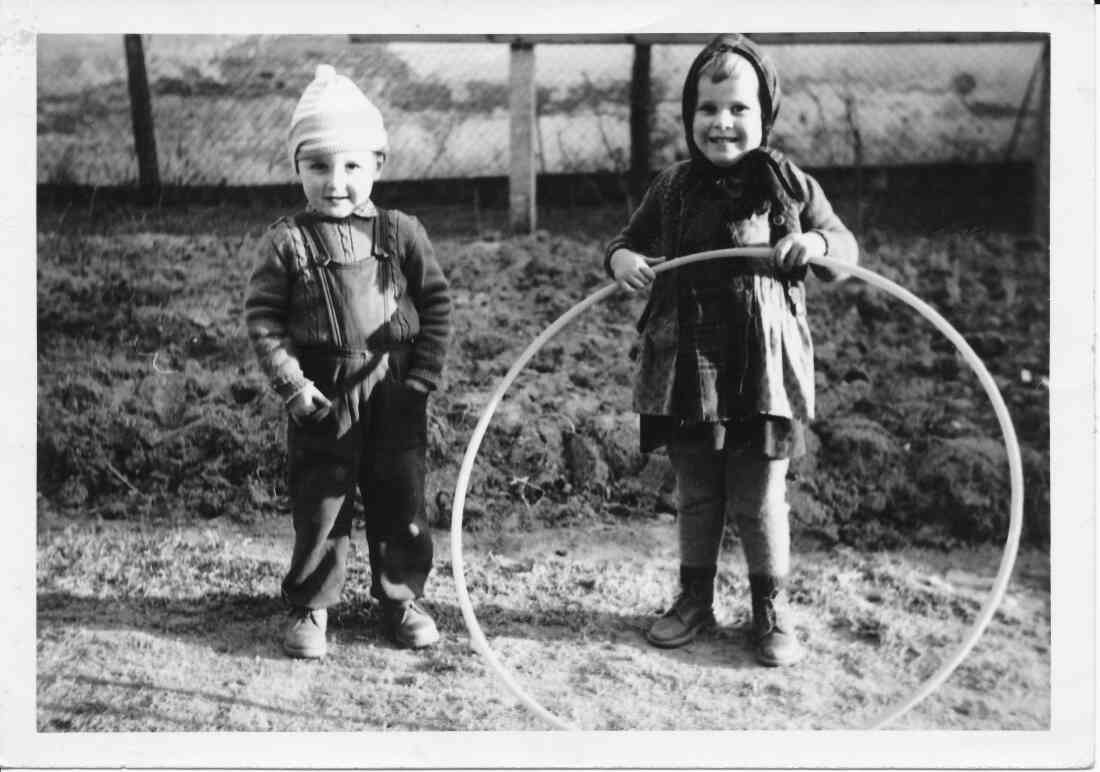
288;64;388;168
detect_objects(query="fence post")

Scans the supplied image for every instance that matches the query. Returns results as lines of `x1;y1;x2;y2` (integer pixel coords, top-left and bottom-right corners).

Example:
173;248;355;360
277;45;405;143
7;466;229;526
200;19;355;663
1033;36;1049;243
629;43;652;209
123;34;160;203
509;42;536;234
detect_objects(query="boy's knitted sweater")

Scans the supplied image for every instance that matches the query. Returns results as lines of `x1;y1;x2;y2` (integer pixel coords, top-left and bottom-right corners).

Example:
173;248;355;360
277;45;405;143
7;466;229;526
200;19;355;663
605;149;857;425
244;204;451;400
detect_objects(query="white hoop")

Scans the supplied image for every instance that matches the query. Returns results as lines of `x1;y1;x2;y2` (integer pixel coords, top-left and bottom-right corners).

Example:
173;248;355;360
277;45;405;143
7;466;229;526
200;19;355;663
449;247;1024;730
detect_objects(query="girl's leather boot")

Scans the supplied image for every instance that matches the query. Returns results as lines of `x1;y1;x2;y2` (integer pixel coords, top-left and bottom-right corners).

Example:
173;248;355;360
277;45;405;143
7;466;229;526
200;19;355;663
748;573;802;666
646;564;717;648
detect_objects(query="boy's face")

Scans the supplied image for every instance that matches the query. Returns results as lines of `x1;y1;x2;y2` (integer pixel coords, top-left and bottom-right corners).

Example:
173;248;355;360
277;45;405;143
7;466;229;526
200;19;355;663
692;65;763;167
297;149;382;218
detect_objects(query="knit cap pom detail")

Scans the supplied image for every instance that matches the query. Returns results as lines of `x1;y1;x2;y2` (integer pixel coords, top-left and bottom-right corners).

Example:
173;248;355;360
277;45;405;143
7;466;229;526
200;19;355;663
288;63;388;168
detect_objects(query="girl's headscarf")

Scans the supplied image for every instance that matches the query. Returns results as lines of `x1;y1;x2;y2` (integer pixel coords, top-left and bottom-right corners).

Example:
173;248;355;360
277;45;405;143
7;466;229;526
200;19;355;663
681;34;782;179
679;33;804;222
678;34;808;256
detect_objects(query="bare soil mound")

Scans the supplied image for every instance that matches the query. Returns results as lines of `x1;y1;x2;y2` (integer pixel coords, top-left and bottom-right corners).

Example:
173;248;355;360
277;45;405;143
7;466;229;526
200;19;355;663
37;204;1048;551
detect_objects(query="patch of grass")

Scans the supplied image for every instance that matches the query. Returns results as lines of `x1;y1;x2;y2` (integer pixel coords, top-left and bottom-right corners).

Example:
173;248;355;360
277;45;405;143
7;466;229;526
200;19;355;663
37;520;1050;731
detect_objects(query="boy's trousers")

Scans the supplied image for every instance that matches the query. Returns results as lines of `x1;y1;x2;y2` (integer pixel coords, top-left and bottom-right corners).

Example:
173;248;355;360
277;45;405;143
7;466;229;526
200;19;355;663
667;434;790;577
281;346;433;610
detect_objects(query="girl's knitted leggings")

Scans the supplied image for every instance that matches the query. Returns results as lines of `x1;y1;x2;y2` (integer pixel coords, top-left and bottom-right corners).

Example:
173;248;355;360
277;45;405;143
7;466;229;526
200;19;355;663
668;436;790;577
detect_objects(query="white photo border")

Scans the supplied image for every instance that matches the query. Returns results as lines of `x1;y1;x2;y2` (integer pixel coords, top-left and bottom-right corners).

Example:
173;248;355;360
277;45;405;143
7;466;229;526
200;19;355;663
4;0;1094;767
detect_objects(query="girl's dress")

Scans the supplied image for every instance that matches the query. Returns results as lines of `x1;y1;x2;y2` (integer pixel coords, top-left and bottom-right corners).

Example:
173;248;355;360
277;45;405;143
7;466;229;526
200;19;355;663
605;147;856;458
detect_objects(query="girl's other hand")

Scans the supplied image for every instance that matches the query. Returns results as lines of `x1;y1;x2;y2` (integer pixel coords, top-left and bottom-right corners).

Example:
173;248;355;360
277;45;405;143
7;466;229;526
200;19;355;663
610;249;663;293
288;383;333;424
773;232;827;272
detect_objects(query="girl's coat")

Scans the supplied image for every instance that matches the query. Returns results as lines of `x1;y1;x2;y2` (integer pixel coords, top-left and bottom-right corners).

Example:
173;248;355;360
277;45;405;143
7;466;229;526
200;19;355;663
605;34;858;448
606;149;854;427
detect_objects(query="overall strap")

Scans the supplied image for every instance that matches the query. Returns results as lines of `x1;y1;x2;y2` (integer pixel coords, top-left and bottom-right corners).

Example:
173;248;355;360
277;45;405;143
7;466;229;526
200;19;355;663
294;215;346;349
372;208;406;297
373;207;398;260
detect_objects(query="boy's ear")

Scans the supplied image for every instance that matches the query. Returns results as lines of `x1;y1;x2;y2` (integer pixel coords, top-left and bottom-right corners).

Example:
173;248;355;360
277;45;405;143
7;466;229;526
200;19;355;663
375;152;387;174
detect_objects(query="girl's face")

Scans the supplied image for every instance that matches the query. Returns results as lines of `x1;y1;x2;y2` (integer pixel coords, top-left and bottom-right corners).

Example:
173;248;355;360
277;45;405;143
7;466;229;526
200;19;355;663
297;149;382;218
692;64;763;167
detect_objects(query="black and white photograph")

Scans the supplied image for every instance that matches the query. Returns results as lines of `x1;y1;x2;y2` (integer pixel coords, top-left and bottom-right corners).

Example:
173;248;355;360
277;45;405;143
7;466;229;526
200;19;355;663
4;0;1096;767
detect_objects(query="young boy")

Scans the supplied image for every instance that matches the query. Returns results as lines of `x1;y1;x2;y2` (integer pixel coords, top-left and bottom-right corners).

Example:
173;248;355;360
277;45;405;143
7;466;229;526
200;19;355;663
245;64;452;658
607;35;858;666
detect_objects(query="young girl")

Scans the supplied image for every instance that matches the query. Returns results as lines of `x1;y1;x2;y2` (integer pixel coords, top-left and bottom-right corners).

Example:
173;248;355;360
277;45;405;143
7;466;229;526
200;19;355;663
245;65;452;658
606;35;858;666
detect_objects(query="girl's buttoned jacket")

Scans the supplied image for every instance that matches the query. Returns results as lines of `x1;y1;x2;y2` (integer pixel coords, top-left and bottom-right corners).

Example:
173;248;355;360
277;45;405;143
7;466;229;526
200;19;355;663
605;149;858;426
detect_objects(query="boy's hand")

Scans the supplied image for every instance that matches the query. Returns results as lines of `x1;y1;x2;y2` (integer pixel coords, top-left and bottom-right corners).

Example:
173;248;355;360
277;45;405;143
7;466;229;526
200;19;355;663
404;378;430;394
773;232;827;272
610;249;663;293
287;383;333;424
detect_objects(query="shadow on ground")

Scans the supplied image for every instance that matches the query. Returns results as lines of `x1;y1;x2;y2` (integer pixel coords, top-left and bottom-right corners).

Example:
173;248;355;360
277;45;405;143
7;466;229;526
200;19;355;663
38;673;347;731
37;590;762;670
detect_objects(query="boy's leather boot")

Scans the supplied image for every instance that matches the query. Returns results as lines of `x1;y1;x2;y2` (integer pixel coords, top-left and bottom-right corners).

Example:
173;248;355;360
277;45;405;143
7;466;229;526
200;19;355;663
383;599;441;649
646;565;717;648
748;574;802;666
283;607;327;659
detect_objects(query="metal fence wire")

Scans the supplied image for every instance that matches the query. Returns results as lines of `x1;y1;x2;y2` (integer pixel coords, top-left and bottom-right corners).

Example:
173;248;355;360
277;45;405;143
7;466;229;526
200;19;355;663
37;34;1046;186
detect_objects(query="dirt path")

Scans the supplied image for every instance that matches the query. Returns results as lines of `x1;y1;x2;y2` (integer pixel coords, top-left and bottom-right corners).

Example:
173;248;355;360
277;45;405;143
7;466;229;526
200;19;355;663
37;518;1049;732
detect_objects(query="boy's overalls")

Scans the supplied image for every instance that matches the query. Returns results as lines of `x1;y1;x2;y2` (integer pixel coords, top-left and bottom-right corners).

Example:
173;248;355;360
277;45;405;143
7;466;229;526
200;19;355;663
280;212;433;610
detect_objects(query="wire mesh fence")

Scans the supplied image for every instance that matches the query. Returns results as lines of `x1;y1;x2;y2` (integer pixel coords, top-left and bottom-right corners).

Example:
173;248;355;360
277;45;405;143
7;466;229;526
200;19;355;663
37;34;1046;187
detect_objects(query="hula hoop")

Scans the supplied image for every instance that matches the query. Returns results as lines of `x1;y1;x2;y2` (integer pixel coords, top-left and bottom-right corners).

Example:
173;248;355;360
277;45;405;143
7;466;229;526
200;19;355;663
449;247;1024;731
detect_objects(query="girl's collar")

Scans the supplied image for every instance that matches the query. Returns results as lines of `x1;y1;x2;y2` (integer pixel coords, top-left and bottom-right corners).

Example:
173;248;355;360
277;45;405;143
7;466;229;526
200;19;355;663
690;148;762;181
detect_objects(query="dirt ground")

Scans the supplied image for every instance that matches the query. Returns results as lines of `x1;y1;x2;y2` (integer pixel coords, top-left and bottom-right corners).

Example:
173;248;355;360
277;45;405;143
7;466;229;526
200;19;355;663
37;516;1049;732
35;199;1050;732
35;203;1050;546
